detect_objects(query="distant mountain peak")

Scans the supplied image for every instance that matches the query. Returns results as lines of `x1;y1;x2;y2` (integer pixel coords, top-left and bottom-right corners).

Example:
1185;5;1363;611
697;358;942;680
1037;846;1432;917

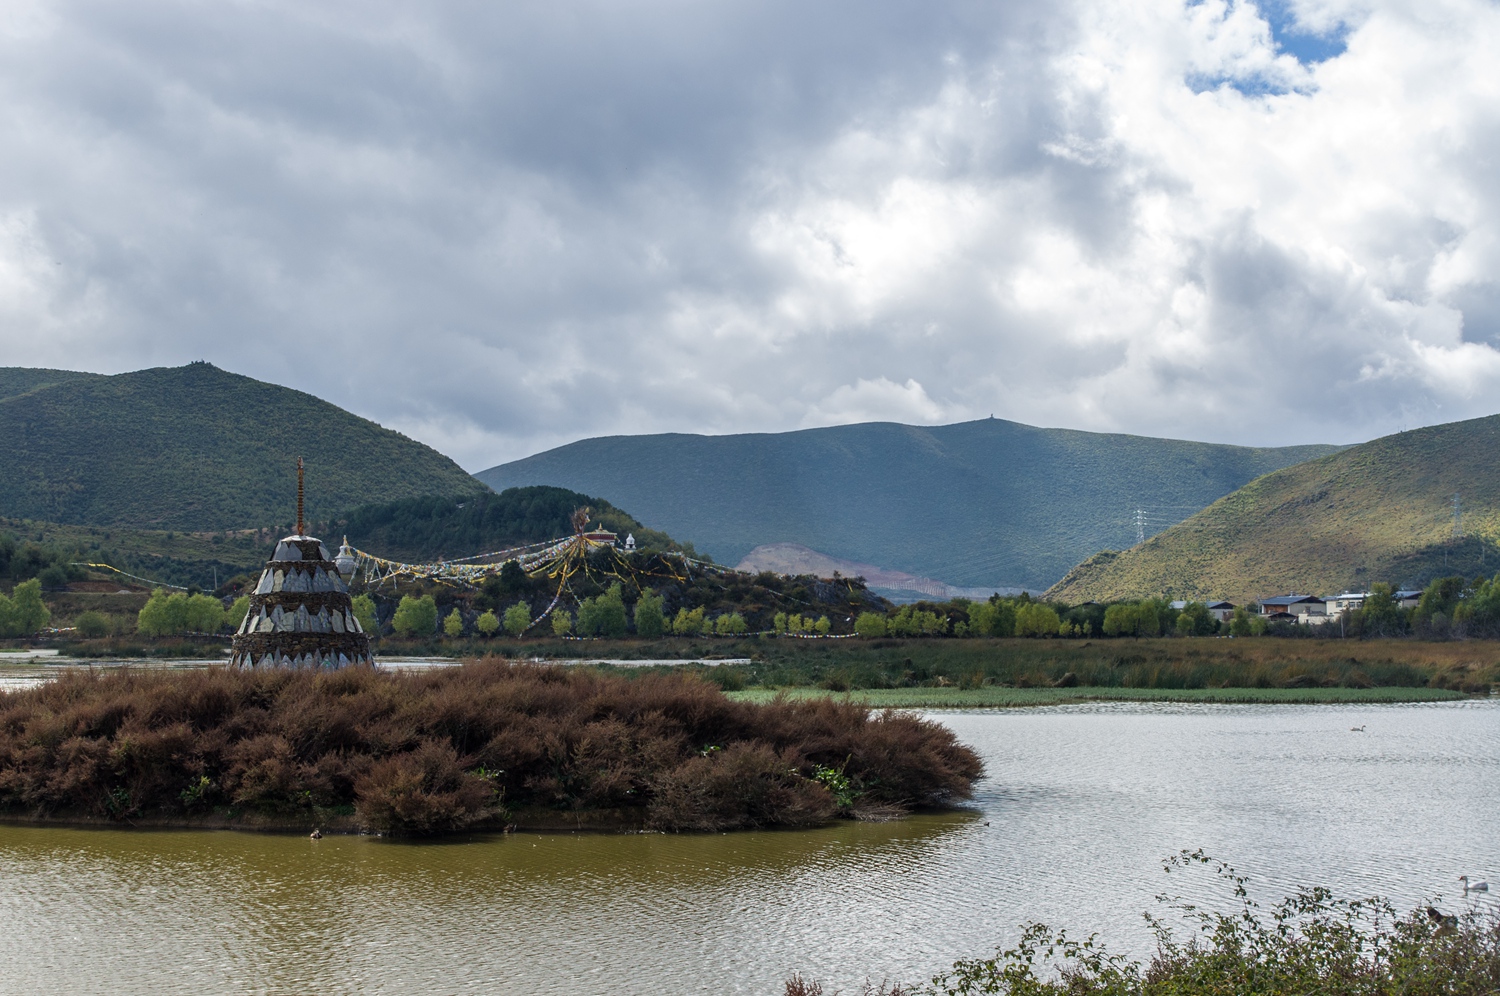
477;418;1341;590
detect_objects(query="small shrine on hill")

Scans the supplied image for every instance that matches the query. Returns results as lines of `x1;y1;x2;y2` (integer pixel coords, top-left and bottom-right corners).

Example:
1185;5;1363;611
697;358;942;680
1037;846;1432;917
229;459;374;669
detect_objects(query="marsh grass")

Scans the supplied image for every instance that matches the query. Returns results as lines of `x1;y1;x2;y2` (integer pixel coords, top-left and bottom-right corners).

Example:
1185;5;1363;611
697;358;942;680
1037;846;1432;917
729;686;1468;708
589;637;1499;697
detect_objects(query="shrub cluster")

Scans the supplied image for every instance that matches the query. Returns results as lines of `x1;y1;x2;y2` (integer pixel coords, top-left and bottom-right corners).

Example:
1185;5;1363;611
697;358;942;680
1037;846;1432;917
0;661;982;835
792;852;1500;995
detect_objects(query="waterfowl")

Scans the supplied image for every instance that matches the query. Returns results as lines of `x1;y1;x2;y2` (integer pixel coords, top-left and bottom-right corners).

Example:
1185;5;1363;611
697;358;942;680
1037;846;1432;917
1460;875;1488;893
309;828;322;840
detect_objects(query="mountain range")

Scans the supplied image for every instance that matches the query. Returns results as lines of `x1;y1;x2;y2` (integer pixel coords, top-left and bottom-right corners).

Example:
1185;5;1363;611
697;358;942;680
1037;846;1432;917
477;419;1340;590
1047;414;1500;603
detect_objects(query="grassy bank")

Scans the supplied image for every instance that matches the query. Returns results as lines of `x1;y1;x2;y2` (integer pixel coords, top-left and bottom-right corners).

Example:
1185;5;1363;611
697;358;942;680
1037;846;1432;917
728;685;1469;708
0;660;981;836
558;636;1497;696
790;852;1500;995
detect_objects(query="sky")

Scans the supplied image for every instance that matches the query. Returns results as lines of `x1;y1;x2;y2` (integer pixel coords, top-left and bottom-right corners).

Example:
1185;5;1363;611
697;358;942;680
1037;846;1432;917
0;0;1497;470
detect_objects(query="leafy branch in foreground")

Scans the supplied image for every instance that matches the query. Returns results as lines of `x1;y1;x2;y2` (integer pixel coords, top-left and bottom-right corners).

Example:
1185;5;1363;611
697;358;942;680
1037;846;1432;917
792;850;1500;996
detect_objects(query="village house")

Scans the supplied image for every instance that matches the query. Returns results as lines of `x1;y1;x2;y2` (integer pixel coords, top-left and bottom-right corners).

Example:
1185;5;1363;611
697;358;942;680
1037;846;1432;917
1256;594;1330;623
1169;599;1236;623
1324;589;1425;614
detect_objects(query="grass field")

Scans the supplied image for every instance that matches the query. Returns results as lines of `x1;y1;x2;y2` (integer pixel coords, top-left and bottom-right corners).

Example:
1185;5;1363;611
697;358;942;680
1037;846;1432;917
725;685;1470;708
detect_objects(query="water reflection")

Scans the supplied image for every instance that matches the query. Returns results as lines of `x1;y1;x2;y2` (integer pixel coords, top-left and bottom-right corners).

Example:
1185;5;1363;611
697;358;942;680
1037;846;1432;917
0;701;1495;995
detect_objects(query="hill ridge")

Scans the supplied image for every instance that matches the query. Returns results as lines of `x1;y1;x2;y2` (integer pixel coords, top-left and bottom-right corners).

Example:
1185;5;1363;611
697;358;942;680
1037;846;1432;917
477;417;1341;590
0;362;483;530
1045;412;1500;602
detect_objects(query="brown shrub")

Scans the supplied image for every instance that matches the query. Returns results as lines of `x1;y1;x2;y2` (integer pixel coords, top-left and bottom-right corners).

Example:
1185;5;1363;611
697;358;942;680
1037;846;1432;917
0;661;983;833
647;742;836;831
354;740;498;835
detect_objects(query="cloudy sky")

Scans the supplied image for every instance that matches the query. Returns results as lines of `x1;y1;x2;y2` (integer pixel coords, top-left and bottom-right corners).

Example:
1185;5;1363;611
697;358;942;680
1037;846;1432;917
0;0;1497;469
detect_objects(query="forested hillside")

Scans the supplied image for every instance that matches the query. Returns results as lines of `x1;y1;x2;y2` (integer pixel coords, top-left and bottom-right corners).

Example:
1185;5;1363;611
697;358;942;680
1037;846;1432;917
1047;414;1500;603
0;362;483;529
478;419;1339;590
318;486;689;562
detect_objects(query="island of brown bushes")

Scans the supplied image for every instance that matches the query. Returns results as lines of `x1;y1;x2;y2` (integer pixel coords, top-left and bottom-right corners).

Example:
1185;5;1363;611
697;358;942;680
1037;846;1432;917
0;660;982;835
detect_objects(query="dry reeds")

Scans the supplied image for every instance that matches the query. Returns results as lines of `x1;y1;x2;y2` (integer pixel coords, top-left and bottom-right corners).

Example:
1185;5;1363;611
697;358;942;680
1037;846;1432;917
0;660;981;835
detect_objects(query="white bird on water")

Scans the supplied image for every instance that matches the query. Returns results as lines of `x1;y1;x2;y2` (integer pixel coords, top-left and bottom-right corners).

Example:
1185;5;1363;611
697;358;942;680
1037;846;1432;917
1460;875;1489;893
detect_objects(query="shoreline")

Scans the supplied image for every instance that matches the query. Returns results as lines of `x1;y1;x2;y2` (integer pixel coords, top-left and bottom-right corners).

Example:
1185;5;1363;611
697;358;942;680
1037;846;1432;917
0;804;653;836
725;685;1475;708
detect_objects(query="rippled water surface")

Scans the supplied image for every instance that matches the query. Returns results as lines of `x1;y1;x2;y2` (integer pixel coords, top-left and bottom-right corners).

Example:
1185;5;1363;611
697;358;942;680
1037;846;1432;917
1;700;1496;995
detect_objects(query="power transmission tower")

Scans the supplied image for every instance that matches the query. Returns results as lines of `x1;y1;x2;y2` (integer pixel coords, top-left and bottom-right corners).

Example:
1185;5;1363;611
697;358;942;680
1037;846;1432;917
1135;508;1146;545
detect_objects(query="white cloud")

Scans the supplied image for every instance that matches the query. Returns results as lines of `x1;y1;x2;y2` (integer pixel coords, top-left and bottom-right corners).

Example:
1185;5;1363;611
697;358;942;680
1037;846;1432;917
805;377;948;428
0;0;1497;468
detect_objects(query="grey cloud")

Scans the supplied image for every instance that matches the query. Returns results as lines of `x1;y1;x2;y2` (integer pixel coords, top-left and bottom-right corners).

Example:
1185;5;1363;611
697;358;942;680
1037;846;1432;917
0;0;1496;467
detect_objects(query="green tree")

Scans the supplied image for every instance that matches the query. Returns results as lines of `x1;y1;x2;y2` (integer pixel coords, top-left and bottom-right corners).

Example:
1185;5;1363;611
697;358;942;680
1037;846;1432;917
854;612;887;637
714;611;748;635
443;608;464;638
1413;576;1467;634
1229;606;1254;637
3;578;51;636
1014;602;1061;638
888;606;915;636
670;605;706;636
966;600;998;637
227;595;251;631
1175;601;1214;636
633;589;665;638
392;594;438;636
476;609;500;636
994;599;1017;637
351;594;378;634
502;601;531;636
772;611;787;634
814;615;831;635
551;609;573;636
136;588;174;637
1102;601;1161;638
74;610;110;638
576;584;628;637
1455;572;1500;632
183;593;225;633
1359;583;1401;637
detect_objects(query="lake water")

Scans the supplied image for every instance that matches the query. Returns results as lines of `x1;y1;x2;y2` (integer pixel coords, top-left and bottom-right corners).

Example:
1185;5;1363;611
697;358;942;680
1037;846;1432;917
0;700;1495;995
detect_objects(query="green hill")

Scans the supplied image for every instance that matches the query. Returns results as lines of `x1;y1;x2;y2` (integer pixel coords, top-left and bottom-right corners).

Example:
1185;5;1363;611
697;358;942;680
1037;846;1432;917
0;362;483;530
1046;414;1500;603
0;486;687;594
476;420;1339;590
317;486;689;563
0;368;101;401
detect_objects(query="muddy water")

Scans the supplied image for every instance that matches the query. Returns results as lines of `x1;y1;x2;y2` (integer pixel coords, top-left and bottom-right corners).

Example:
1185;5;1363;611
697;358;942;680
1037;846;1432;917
1;701;1496;995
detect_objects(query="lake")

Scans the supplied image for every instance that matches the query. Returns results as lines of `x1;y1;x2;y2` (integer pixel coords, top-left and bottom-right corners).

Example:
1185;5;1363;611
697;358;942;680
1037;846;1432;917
0;700;1495;995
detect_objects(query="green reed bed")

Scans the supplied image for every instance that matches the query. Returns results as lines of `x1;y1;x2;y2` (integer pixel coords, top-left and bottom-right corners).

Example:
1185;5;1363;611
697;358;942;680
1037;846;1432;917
729;685;1468;708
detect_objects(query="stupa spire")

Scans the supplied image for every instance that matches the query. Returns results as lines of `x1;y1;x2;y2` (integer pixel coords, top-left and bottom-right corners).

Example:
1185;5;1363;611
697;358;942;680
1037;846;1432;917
230;459;372;670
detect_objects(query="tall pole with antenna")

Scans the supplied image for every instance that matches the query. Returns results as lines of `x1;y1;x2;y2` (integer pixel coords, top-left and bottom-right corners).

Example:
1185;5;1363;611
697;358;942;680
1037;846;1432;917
297;457;305;536
1135;508;1146;545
